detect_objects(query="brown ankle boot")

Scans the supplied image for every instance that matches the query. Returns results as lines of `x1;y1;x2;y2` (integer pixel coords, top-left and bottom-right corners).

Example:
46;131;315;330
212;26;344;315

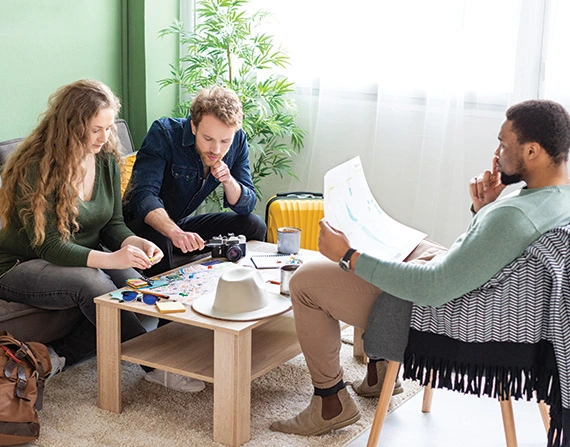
351;360;404;397
269;387;361;436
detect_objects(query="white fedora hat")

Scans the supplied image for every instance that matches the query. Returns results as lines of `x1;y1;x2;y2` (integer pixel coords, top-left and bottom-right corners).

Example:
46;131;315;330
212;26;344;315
192;268;291;321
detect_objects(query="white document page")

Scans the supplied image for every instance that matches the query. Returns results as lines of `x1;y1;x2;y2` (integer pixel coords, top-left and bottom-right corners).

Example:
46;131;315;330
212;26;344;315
324;156;426;262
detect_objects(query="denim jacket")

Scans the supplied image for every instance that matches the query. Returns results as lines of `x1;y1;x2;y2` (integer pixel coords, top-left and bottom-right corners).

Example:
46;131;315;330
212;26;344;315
123;117;257;224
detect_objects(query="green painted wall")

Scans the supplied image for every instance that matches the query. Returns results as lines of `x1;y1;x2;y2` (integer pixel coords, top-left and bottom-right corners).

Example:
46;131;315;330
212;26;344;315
0;0;123;142
124;0;148;148
125;0;179;149
144;0;179;133
0;0;179;147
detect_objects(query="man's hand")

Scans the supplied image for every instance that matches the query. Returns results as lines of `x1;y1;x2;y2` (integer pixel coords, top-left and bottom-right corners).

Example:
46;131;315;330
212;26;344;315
211;160;241;205
469;156;506;213
145;208;205;252
318;219;351;262
170;229;205;253
210;160;232;184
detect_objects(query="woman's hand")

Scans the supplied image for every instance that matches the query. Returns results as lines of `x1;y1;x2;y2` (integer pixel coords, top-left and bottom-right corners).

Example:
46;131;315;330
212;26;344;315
107;244;155;270
87;243;158;270
121;235;164;265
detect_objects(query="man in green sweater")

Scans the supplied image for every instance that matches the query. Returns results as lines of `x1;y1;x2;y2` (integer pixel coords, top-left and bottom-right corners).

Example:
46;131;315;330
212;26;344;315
270;99;570;436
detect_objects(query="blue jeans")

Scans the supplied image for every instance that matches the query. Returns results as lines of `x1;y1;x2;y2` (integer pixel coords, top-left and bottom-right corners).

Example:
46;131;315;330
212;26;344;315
0;259;146;366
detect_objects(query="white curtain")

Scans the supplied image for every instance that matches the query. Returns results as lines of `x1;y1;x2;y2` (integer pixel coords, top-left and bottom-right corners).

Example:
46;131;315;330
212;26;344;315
182;0;570;247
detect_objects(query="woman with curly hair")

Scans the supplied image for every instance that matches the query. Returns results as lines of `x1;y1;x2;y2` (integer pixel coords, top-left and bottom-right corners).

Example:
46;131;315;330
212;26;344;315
0;80;175;383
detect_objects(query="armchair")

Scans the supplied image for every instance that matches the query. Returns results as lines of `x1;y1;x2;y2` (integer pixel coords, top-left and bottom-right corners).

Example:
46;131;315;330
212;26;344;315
364;223;570;447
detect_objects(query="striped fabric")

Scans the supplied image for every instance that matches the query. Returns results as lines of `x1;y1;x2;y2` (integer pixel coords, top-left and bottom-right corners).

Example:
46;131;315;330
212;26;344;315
407;223;570;446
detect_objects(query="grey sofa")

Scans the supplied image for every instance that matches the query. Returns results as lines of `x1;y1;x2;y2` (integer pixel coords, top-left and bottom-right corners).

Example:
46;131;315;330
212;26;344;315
0;119;135;343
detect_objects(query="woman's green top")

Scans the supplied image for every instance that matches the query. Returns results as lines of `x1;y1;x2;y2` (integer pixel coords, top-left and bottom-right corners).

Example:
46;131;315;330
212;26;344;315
0;152;134;275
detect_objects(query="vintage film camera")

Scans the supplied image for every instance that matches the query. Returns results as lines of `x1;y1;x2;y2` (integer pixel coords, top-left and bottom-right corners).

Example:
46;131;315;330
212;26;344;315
206;233;247;262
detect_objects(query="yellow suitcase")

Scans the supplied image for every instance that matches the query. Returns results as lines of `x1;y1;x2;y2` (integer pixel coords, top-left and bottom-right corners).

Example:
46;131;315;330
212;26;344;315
265;192;324;251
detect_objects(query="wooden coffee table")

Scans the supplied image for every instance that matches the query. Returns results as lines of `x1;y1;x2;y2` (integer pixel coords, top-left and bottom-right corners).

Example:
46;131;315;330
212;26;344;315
95;241;335;446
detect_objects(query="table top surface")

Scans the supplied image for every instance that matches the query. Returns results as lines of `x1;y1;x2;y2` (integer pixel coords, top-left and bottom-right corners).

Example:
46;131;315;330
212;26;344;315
95;240;324;334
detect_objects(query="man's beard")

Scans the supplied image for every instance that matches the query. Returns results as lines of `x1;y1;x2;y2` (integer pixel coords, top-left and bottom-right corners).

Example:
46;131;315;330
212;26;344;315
196;143;221;167
500;172;523;185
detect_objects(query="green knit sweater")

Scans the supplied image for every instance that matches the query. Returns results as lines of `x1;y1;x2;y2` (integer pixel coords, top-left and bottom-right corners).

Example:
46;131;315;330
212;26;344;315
355;184;570;307
0;153;134;275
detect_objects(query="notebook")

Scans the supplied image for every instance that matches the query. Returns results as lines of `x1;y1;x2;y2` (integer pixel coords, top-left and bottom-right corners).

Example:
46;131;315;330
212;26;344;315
250;254;293;269
155;301;186;314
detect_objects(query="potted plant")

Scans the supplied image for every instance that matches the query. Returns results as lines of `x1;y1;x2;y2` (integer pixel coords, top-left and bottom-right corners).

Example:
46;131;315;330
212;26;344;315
158;0;306;210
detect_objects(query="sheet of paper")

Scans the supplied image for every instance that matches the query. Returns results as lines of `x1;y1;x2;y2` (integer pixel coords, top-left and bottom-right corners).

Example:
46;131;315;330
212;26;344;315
324;156;426;262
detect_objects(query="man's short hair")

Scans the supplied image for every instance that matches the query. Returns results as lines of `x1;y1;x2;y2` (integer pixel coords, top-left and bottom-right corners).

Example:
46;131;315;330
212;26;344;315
506;99;570;164
190;85;243;129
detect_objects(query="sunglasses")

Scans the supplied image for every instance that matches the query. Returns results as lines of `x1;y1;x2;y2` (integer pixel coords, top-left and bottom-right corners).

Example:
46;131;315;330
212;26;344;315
121;291;161;305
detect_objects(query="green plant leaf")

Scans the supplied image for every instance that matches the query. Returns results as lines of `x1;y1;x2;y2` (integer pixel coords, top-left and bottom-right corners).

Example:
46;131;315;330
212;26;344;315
158;0;306;206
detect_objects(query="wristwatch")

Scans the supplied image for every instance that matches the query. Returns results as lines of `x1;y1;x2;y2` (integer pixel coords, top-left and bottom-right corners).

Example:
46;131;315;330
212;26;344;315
339;248;357;272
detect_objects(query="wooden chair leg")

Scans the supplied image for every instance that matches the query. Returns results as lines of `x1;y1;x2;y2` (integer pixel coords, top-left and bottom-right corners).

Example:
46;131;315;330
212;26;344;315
499;397;518;447
538;400;550;433
422;381;434;413
366;361;401;447
353;327;367;362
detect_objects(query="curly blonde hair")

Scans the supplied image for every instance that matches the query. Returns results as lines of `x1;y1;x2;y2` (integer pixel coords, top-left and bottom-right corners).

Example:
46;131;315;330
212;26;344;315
0;79;122;246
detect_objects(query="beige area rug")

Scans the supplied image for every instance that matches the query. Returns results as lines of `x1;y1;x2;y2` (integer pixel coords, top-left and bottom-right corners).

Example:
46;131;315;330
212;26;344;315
33;337;421;447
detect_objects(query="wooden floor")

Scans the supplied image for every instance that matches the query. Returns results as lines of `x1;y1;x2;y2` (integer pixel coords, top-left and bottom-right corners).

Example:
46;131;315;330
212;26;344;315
348;388;548;447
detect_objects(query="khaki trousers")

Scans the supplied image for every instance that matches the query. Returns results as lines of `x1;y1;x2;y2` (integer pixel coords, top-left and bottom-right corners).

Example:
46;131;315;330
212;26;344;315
289;239;447;389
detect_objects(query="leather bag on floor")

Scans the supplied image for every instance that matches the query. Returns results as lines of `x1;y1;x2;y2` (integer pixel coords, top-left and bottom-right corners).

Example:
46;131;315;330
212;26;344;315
0;331;51;446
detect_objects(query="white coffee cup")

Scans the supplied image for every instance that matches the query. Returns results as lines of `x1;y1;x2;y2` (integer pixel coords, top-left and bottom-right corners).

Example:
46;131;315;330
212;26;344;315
277;227;301;254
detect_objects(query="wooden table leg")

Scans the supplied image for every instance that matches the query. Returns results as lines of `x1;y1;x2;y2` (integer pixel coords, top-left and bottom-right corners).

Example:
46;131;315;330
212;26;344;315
97;303;122;413
213;329;252;446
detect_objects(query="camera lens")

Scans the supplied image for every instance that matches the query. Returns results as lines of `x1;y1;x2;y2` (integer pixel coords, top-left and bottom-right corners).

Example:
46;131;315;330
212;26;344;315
226;245;243;262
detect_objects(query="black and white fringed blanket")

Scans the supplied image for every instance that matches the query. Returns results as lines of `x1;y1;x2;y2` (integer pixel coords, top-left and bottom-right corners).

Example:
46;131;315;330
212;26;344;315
404;224;570;447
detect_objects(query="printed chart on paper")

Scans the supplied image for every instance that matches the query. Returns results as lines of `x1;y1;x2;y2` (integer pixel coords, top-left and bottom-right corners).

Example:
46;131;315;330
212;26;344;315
324;156;426;262
149;261;240;306
146;258;282;306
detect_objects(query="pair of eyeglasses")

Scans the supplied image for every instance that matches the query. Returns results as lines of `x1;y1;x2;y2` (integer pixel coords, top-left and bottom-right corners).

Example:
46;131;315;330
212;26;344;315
121;291;161;305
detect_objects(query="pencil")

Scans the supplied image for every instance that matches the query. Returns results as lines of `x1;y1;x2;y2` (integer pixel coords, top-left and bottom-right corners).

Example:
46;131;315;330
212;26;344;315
128;287;169;299
139;274;155;285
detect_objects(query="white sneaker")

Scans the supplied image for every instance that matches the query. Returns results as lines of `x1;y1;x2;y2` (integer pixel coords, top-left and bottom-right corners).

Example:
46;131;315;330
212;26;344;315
145;369;205;392
47;346;66;380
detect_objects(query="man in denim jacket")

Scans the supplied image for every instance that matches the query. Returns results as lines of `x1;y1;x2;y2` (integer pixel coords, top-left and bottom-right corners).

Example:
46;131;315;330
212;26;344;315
123;86;266;275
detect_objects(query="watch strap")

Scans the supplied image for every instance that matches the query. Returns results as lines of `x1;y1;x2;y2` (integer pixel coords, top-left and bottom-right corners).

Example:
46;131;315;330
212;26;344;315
339;248;357;271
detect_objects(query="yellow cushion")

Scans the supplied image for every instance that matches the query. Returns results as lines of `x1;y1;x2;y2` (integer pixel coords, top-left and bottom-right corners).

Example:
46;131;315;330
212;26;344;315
121;153;137;197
